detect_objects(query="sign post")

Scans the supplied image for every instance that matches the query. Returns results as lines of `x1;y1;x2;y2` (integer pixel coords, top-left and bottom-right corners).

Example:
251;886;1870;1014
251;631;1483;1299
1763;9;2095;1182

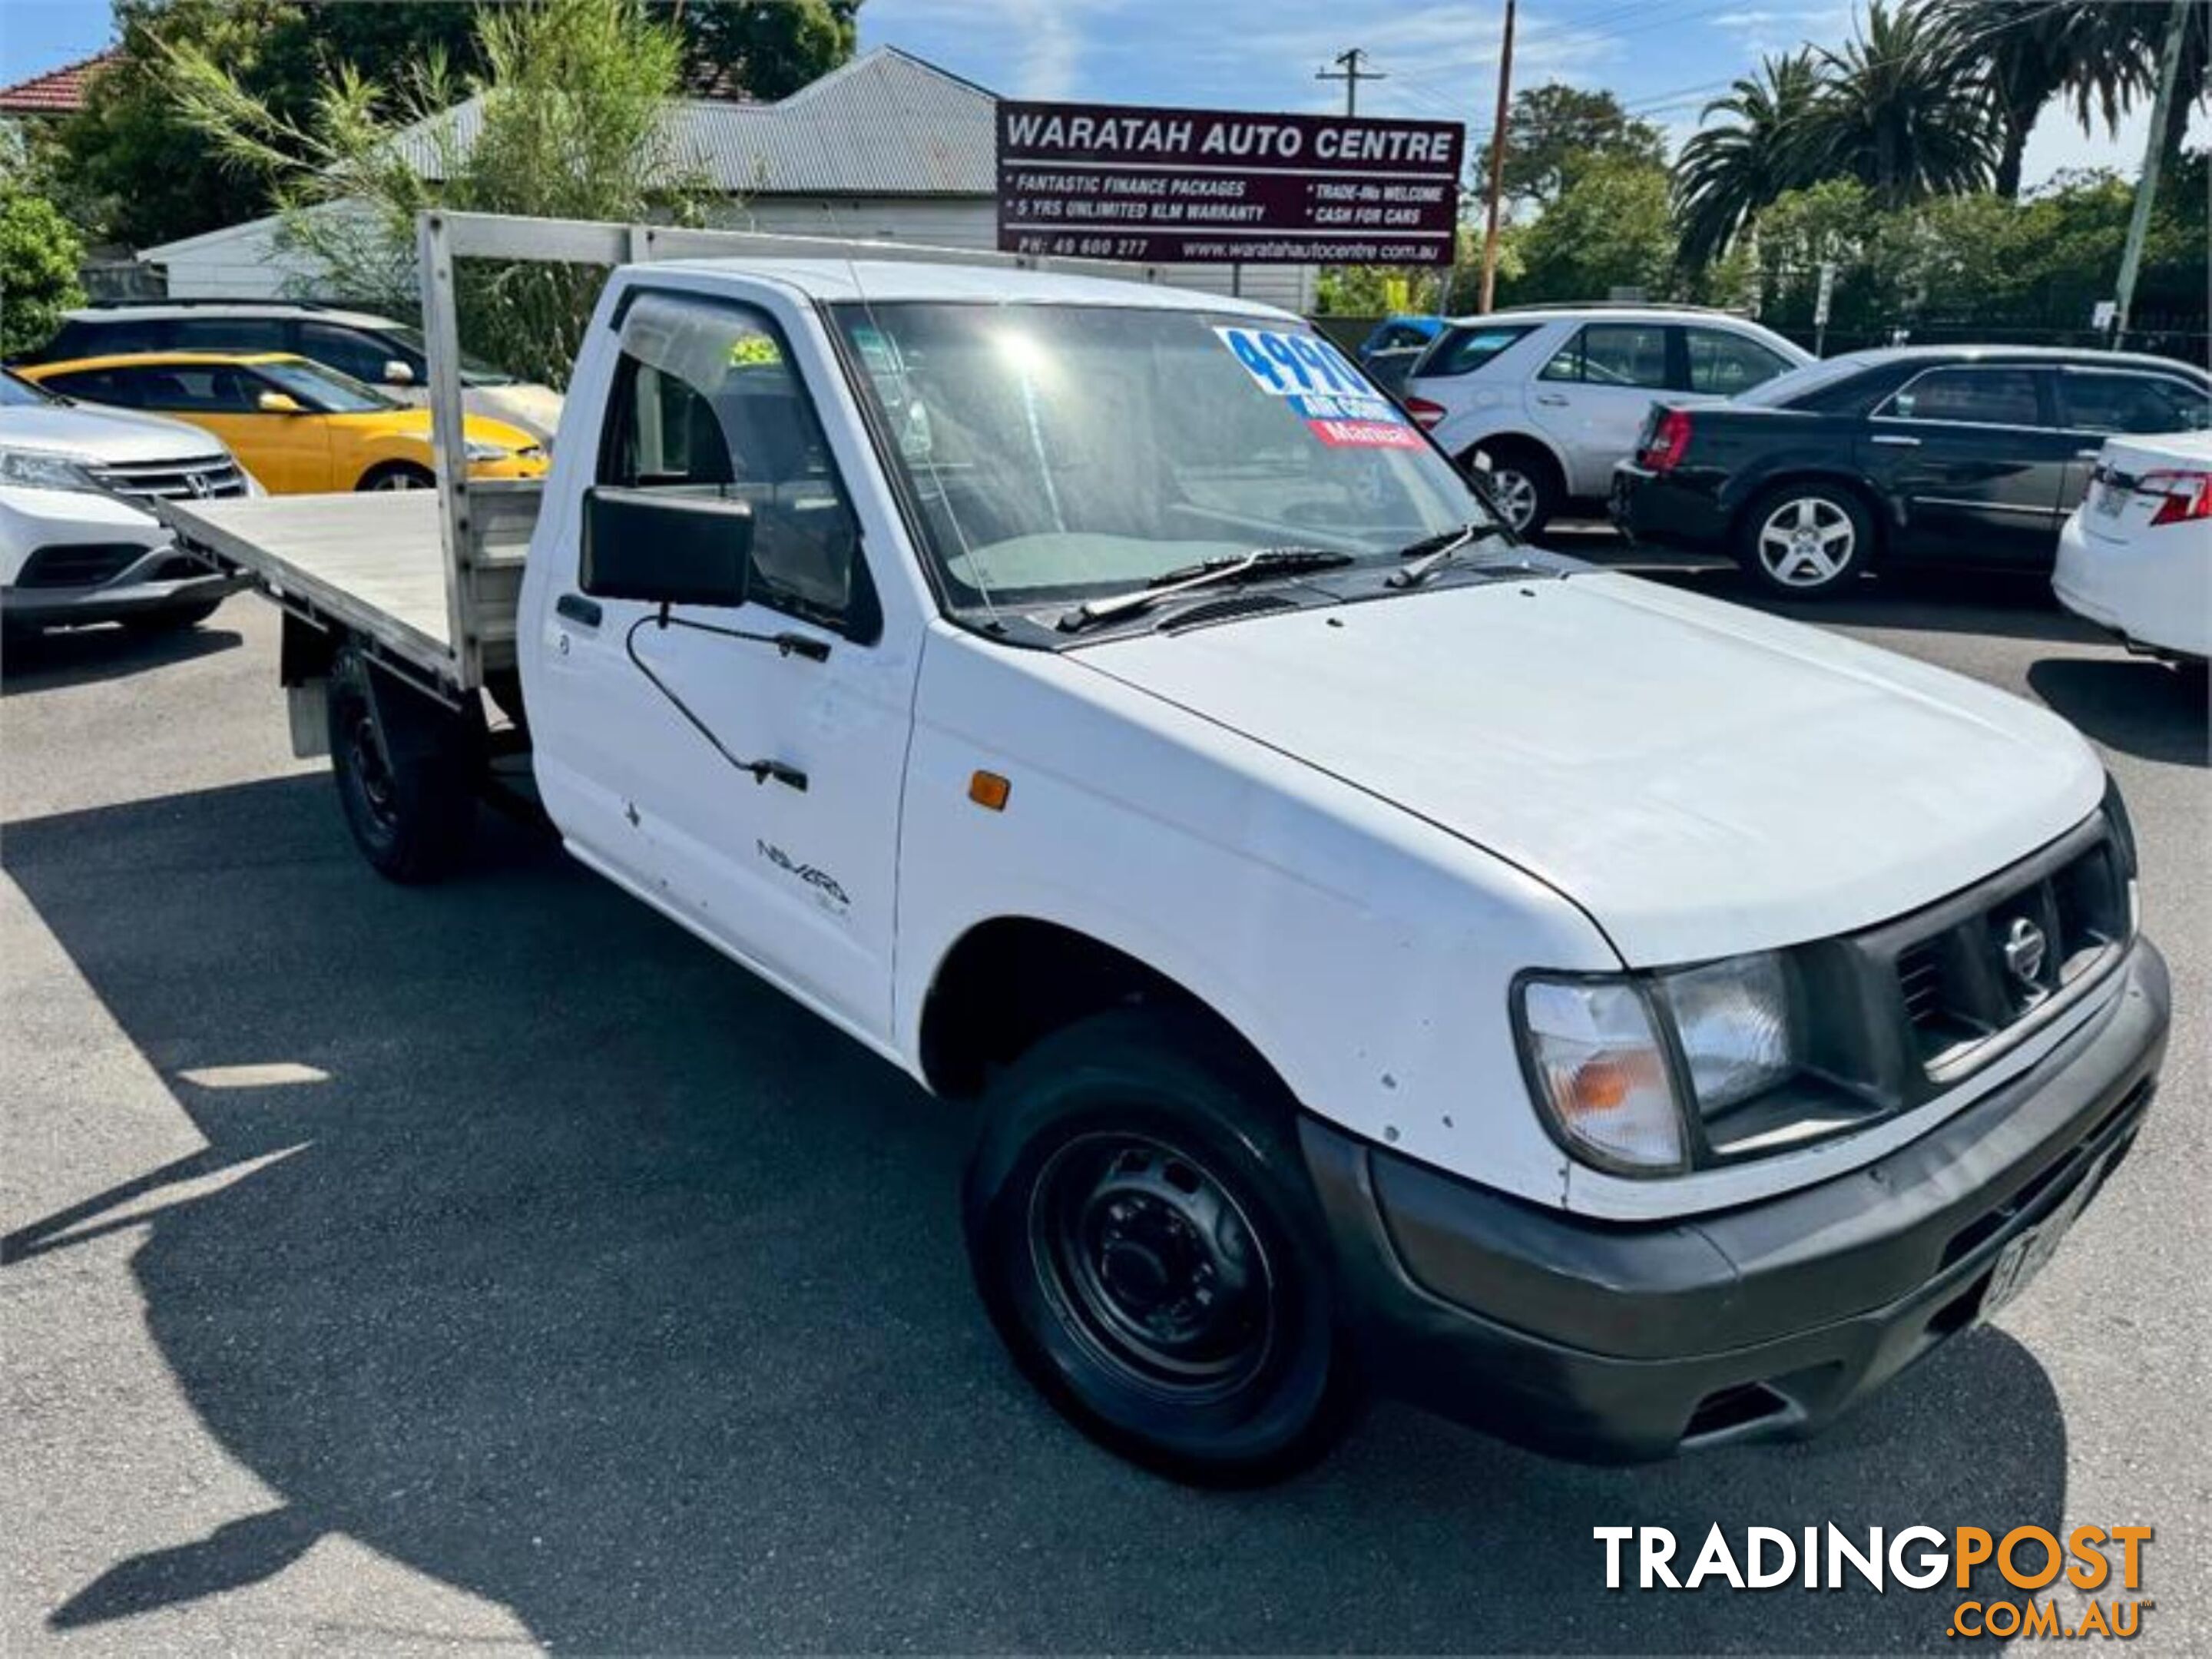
996;101;1463;268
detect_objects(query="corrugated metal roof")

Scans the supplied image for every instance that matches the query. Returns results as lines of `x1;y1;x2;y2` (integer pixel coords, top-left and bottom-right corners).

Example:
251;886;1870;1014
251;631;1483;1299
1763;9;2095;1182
0;49;118;117
402;47;997;197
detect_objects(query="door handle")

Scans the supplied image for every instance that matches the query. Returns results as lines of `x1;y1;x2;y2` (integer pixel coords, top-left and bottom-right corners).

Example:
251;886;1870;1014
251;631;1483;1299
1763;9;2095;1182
555;592;603;628
1533;392;1570;407
1870;434;1920;448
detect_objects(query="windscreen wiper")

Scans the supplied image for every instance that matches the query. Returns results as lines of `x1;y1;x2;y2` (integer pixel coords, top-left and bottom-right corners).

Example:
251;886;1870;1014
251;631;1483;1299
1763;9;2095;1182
1386;520;1511;588
1058;547;1354;633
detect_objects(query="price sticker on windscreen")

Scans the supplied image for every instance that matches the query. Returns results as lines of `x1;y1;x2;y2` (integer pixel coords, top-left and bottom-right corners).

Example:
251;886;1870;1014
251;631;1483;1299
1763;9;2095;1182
1214;326;1424;450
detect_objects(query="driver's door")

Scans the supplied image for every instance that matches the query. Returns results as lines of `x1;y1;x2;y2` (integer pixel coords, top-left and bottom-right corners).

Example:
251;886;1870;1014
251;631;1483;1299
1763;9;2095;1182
527;289;916;1041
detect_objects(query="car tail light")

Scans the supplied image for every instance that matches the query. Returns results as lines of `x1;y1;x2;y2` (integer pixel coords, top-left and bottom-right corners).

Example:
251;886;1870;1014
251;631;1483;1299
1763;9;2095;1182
1401;395;1446;430
1640;408;1693;472
2138;469;2212;526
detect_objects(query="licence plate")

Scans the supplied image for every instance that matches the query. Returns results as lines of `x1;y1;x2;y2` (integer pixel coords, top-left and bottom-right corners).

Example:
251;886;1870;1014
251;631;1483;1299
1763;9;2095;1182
1980;1157;2104;1321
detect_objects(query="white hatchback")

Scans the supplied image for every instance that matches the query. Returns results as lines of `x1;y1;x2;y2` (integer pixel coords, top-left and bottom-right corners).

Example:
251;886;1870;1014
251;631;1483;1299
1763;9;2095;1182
1397;306;1811;535
2055;429;2211;664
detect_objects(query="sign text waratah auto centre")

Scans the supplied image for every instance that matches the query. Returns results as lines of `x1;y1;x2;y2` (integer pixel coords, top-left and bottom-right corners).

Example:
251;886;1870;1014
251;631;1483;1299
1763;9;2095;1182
996;101;1465;267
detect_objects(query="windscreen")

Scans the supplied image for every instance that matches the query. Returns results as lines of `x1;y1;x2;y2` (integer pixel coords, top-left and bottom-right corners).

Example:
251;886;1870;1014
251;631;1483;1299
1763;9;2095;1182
830;302;1486;609
1732;355;1873;408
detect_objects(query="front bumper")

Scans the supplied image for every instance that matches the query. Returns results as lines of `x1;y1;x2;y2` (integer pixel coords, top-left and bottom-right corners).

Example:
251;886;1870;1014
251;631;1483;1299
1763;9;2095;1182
2;547;242;626
1304;939;2168;1462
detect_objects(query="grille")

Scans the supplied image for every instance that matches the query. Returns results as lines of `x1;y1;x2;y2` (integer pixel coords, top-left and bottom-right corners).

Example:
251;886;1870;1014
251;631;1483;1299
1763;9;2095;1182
14;543;145;589
86;455;249;504
1892;838;2128;1078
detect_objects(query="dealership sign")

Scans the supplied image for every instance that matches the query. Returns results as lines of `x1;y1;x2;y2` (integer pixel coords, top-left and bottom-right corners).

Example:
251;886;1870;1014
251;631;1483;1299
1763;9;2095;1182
997;101;1464;267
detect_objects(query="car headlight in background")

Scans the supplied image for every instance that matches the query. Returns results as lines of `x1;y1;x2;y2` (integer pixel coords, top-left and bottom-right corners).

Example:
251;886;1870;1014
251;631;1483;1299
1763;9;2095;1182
0;448;101;494
1518;952;1803;1175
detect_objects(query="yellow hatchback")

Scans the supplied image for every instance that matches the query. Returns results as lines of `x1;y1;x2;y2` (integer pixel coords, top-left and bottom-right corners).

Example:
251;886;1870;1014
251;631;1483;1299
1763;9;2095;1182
21;352;548;494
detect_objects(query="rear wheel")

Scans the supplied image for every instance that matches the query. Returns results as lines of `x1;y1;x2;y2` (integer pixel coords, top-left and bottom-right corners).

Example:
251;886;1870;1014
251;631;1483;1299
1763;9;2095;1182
358;462;435;492
1737;483;1874;598
1467;442;1561;538
964;1010;1356;1485
326;644;481;882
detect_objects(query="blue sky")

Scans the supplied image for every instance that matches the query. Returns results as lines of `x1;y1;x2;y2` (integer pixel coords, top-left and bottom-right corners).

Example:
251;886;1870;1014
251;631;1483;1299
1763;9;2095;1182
4;0;2196;190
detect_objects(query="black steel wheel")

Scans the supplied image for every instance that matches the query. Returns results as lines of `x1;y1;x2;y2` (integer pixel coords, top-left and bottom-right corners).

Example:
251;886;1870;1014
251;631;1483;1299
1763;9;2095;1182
965;1009;1356;1484
326;644;481;882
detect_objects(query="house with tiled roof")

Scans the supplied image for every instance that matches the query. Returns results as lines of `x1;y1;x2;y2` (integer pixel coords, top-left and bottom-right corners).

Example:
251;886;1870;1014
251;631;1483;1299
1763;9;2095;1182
0;49;117;119
136;47;1314;313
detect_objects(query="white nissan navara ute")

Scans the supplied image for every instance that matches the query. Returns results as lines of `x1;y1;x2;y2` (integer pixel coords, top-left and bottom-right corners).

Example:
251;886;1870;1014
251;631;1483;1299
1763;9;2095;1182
178;252;2168;1484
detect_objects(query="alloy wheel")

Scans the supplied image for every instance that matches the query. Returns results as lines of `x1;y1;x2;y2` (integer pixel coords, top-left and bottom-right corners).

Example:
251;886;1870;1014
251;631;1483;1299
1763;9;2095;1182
1757;496;1856;587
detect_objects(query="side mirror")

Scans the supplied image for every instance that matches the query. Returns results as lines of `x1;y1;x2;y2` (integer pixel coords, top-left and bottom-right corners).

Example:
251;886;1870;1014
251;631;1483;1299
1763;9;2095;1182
257;390;304;414
581;486;753;608
382;360;416;386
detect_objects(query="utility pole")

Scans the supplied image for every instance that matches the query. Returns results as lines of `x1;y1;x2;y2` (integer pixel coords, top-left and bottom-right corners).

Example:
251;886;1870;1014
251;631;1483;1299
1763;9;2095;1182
1316;48;1386;117
1478;0;1517;313
2112;0;2190;349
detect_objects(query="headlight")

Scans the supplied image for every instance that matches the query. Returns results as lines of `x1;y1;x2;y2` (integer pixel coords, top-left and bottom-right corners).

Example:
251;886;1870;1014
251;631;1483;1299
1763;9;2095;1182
1518;979;1686;1173
464;438;508;462
1518;952;1802;1176
1657;952;1794;1113
0;447;101;494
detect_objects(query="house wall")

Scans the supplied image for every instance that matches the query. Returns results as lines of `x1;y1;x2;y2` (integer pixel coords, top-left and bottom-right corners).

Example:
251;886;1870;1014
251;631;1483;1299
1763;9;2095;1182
148;195;1318;315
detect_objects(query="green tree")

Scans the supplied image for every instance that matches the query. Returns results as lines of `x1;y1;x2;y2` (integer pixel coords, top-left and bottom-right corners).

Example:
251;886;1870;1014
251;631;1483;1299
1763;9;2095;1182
61;0;861;250
1790;1;1997;210
1673;51;1823;267
1501;83;1667;207
61;2;491;249
0;179;87;358
163;0;711;386
1504;152;1677;304
681;0;861;100
1952;0;2157;199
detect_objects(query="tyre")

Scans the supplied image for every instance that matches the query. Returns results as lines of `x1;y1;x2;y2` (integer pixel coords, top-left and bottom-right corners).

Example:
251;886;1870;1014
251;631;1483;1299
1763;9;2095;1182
326;644;481;882
357;462;435;492
1467;442;1561;538
1736;482;1875;598
964;1009;1356;1485
123;599;221;633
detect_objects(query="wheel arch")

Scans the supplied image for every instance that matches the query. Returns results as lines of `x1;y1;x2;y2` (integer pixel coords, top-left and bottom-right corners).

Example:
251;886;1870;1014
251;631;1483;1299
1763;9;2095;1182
917;914;1289;1108
1455;428;1569;485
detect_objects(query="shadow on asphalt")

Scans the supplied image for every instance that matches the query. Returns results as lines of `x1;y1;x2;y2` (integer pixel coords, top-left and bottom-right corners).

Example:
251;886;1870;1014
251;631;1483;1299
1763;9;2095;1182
2025;657;2210;768
0;621;242;695
2;776;2070;1652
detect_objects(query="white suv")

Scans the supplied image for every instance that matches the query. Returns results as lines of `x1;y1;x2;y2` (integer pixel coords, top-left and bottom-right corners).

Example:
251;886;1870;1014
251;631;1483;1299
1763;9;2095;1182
1399;306;1812;535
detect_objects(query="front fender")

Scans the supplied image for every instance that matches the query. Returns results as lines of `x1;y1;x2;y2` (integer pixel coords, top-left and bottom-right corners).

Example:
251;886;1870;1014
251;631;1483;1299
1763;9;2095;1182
894;624;1618;1208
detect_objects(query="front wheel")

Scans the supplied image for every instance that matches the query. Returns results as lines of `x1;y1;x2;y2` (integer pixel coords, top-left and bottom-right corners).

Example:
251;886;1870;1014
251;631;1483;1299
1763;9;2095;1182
1737;484;1875;598
357;462;435;492
964;1010;1356;1485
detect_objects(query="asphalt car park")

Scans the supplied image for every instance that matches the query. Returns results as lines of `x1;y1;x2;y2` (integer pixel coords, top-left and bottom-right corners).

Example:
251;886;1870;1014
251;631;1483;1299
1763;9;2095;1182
2;533;2206;1654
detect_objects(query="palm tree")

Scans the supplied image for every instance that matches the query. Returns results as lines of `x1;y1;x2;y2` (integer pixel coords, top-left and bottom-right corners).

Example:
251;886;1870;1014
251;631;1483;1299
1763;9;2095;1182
1790;1;1998;210
1674;51;1824;266
1953;0;2159;197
